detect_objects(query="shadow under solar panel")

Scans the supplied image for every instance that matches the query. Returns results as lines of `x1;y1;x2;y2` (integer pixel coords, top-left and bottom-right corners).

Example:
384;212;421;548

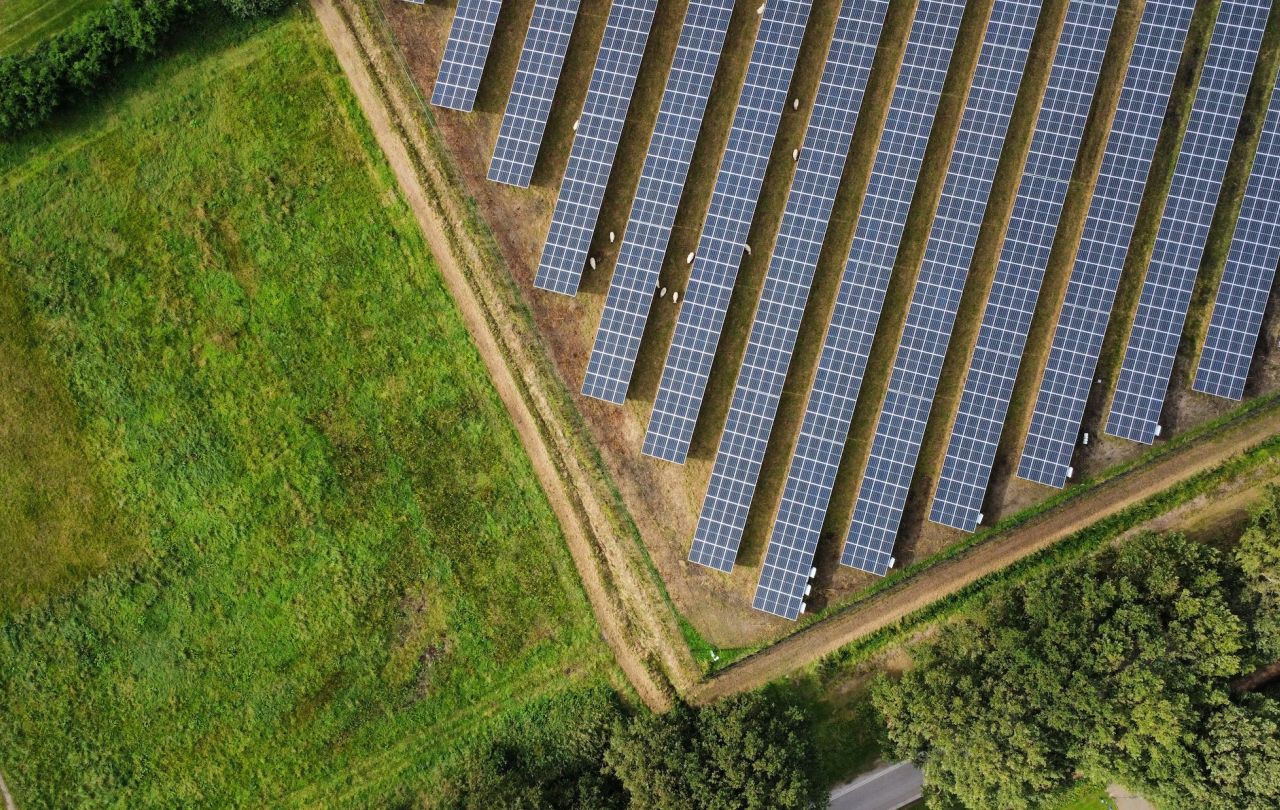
685;0;893;575
930;0;1121;533
753;0;971;619
844;0;1045;577
1107;0;1272;444
1017;0;1197;488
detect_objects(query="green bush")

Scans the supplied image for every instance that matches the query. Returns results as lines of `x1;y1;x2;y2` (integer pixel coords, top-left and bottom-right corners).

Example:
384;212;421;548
873;531;1280;809
605;692;825;810
218;0;291;18
434;690;827;809
0;0;196;134
0;0;292;137
1237;487;1280;661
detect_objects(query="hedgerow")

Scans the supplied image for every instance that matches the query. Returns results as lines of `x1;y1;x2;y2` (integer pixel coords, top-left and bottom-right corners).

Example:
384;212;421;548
0;0;291;137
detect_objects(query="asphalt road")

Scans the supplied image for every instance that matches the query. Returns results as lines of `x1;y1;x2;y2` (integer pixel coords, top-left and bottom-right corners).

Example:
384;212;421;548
829;761;924;810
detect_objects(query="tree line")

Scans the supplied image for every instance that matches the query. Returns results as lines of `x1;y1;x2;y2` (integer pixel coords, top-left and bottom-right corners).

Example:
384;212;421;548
874;490;1280;809
432;489;1280;809
0;0;291;137
431;689;827;810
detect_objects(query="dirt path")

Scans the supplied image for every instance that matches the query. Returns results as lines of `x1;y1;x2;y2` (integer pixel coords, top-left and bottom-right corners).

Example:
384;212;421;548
316;0;1280;711
0;769;15;810
690;401;1280;703
310;0;698;709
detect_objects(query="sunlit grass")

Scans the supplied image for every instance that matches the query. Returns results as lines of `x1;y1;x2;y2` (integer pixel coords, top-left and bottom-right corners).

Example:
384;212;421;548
0;7;615;805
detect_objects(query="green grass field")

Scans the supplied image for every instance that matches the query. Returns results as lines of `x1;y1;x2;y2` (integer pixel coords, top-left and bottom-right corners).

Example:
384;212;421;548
0;0;109;54
0;6;617;806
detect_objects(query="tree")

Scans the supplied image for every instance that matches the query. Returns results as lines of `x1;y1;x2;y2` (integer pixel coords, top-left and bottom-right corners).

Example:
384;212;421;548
1182;696;1280;809
604;703;703;809
606;692;824;810
217;0;292;20
1237;487;1280;661
873;532;1267;809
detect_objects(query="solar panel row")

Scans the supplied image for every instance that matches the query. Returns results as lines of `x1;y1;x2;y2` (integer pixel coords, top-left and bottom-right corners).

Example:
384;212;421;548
488;0;582;188
580;0;740;404
1106;0;1272;444
754;0;971;619
844;0;1044;577
644;0;816;467
532;0;660;296
930;0;1121;533
1195;77;1280;400
431;0;504;112
1018;0;1198;487
685;0;893;574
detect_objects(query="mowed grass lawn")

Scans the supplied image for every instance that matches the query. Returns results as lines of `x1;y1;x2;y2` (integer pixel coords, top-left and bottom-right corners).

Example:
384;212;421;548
0;6;617;806
0;0;110;54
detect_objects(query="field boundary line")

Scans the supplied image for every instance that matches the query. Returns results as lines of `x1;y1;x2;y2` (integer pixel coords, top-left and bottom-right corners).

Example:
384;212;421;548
310;0;699;710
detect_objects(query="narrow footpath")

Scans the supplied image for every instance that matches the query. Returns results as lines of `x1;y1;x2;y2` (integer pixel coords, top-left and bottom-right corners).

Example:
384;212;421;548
1;768;16;810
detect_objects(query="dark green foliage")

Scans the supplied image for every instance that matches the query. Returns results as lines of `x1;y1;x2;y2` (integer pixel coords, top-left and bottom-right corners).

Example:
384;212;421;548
1237;487;1280;660
433;688;628;810
1183;696;1280;808
0;0;293;137
605;705;703;808
0;0;199;135
606;692;825;810
873;532;1280;809
218;0;291;18
432;690;627;808
438;691;827;809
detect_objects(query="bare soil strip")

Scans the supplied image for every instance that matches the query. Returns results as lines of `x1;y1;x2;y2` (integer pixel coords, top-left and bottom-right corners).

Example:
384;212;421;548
689;400;1280;703
310;0;698;709
0;769;15;810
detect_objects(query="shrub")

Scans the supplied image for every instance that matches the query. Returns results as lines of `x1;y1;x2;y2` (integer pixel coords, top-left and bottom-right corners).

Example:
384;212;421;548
606;692;825;810
0;0;293;138
219;0;292;19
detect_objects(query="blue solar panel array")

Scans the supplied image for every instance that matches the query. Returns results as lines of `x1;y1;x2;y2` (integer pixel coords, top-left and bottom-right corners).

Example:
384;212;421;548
1018;0;1197;487
580;0;739;403
431;0;504;112
754;0;970;618
930;0;1120;533
532;0;659;295
1196;78;1280;400
643;1;815;464
844;0;1044;577
1107;0;1272;443
684;0;892;573
488;0;582;188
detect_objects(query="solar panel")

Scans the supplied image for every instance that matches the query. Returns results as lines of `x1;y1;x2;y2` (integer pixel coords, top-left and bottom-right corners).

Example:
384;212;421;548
754;0;970;618
1106;0;1272;443
1018;0;1197;487
580;0;737;403
1195;78;1280;400
929;0;1120;533
684;0;893;573
431;0;504;112
532;0;660;295
844;0;1044;577
488;0;582;188
642;0;815;464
